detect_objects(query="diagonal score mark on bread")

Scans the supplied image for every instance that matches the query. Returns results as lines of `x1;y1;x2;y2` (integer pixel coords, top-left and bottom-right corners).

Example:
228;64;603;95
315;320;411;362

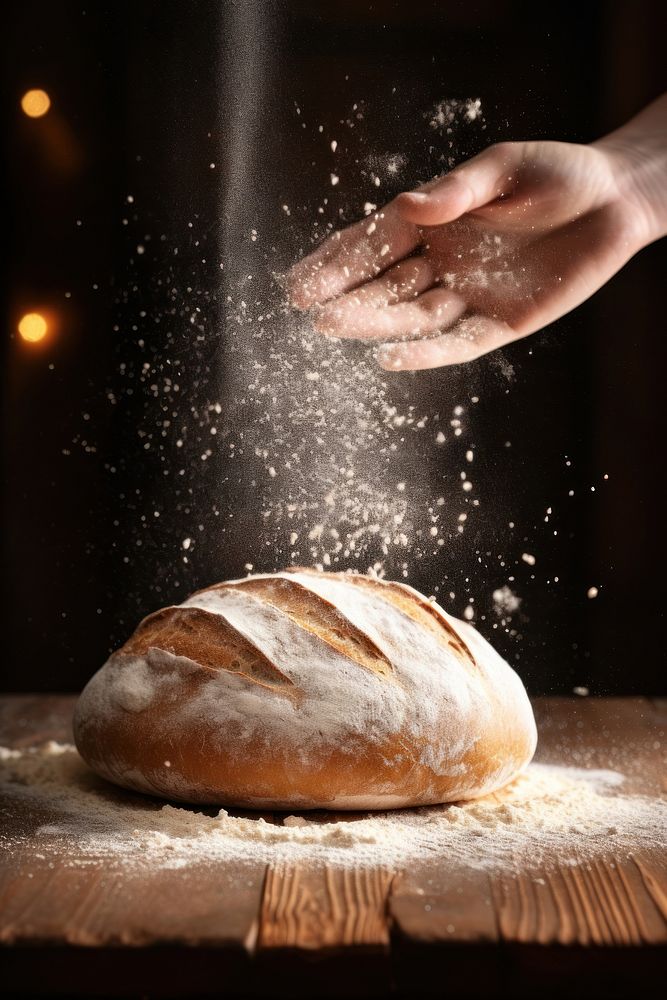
74;569;537;808
213;575;394;679
284;567;477;669
121;605;295;691
348;575;478;668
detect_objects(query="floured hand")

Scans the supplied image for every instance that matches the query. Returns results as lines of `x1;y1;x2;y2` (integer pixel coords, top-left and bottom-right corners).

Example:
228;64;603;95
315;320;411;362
288;95;667;370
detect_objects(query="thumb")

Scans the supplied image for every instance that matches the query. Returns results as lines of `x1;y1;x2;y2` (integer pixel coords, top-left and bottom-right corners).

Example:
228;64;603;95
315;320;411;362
395;142;523;226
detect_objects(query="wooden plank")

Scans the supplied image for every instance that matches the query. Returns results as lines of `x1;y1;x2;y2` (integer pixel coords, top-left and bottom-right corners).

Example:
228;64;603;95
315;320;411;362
490;854;667;946
258;863;395;949
254;864;397;999
631;855;667;931
0;853;266;948
389;864;503;998
390;864;498;943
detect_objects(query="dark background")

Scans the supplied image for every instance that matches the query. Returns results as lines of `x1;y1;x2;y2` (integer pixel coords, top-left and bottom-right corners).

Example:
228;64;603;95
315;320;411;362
2;0;665;695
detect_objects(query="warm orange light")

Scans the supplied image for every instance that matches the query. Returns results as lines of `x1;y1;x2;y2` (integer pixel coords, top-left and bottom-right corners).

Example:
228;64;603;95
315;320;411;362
18;312;48;343
21;89;51;118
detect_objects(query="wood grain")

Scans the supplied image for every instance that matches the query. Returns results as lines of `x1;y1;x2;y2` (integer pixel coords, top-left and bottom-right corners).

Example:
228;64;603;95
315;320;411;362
259;864;395;949
490;854;667;946
0;856;266;948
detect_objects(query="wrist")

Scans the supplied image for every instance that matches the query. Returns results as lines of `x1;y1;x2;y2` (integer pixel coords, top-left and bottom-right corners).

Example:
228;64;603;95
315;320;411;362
596;139;667;248
593;95;667;248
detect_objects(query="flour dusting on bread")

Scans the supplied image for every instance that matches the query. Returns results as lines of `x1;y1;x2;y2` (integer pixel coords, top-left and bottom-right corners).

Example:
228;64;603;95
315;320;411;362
74;570;536;809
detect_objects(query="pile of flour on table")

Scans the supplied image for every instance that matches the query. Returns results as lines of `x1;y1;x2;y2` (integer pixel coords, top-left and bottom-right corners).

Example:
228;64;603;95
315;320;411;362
1;742;665;871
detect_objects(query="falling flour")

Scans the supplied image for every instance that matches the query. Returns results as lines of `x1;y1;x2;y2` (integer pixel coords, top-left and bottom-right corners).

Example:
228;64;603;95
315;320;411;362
63;93;540;638
225;313;477;578
2;742;665;872
215;96;493;582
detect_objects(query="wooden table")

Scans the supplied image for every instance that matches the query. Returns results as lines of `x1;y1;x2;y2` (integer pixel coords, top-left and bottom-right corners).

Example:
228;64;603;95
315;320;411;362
1;695;665;998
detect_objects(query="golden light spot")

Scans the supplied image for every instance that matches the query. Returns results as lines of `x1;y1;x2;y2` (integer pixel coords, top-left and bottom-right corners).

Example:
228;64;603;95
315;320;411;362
18;313;48;343
21;89;51;118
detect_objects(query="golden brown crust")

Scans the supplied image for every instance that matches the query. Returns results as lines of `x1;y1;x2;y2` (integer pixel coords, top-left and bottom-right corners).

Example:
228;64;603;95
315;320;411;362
74;661;534;808
322;571;477;668
123;605;294;692
74;570;537;809
219;575;394;679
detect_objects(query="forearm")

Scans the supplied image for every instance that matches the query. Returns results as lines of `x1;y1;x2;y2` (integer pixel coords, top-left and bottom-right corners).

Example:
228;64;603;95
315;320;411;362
594;93;667;245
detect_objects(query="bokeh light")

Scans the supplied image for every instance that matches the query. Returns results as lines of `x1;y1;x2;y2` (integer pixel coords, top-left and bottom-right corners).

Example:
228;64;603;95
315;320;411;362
18;312;48;343
21;89;51;118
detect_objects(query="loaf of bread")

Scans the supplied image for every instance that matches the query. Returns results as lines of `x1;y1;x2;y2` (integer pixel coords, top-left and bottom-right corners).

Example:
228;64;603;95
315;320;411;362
74;570;537;809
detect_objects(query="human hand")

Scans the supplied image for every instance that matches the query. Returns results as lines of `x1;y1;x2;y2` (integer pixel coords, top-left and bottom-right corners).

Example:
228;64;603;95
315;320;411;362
288;105;666;370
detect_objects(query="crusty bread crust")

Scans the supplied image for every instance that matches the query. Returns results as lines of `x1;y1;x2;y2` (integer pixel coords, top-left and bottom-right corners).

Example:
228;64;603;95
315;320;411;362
74;570;537;809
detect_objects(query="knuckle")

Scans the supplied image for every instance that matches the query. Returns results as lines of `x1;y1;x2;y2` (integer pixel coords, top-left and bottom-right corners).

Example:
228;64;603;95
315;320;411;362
489;141;515;156
487;141;522;166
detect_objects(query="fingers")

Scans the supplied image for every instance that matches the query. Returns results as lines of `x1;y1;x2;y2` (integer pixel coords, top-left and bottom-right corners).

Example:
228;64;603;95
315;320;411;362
396;142;524;227
376;315;517;370
288;205;420;309
313;257;436;335
288;143;524;309
316;286;467;341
